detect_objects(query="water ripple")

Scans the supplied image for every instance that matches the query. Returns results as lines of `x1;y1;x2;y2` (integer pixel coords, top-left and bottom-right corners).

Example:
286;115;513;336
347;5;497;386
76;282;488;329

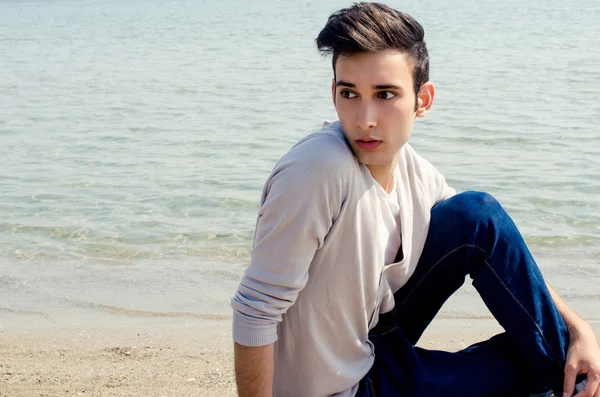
0;0;598;265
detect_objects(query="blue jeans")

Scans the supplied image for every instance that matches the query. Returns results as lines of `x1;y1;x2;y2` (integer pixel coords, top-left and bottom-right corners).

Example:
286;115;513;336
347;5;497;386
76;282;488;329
357;192;571;397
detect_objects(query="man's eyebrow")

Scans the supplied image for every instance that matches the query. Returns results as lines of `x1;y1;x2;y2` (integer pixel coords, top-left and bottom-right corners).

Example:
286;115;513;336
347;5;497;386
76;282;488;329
335;81;404;91
373;84;403;91
335;80;356;88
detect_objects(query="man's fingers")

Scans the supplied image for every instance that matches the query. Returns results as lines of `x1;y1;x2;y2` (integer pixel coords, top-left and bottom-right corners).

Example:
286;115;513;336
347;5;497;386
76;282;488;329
575;376;600;397
564;363;579;397
589;375;600;397
573;390;589;397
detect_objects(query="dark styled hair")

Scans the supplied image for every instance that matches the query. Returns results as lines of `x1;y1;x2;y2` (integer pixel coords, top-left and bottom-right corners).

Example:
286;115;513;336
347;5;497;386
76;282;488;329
316;2;429;108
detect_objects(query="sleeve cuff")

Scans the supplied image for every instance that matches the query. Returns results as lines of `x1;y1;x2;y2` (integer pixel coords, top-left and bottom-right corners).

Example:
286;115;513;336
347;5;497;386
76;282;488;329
232;310;279;347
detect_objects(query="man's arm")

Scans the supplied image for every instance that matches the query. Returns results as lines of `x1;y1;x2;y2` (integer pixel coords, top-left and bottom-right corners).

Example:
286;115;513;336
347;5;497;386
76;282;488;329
231;133;351;394
546;283;600;397
234;342;274;397
547;283;588;333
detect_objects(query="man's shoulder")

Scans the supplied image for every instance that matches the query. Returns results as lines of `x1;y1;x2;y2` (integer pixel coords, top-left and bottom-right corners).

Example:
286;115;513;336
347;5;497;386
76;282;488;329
292;121;353;158
398;143;447;187
261;121;355;206
279;121;356;172
400;143;439;174
399;143;454;202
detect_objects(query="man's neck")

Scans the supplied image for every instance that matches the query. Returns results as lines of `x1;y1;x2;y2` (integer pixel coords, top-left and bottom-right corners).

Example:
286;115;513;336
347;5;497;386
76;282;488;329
367;160;398;194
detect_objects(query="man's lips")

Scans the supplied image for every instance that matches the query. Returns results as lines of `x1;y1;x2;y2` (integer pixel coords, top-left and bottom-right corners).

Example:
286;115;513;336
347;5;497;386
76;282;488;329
356;139;382;150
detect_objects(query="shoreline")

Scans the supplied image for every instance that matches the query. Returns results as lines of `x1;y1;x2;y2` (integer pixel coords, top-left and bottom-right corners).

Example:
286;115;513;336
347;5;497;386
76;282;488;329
2;255;599;396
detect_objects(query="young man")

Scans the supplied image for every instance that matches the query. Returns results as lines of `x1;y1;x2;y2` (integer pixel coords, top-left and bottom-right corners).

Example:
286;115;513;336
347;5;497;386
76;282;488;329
231;3;600;396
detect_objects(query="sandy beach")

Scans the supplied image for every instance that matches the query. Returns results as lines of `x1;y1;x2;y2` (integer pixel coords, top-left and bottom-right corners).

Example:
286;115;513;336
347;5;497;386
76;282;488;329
3;318;597;397
2;257;595;397
0;322;237;397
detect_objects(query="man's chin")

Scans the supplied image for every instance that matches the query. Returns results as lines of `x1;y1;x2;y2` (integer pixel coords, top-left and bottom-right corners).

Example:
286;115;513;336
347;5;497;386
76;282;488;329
355;155;385;167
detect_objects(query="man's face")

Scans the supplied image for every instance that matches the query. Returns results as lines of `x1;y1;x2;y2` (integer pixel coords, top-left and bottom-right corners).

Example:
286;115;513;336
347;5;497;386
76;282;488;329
332;49;429;173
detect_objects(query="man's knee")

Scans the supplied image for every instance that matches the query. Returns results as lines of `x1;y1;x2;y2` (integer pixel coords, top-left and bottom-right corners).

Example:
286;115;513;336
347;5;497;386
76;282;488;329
433;191;505;229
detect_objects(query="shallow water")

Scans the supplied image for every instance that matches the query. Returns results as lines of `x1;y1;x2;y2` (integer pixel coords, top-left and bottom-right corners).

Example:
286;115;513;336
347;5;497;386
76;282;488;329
0;0;598;328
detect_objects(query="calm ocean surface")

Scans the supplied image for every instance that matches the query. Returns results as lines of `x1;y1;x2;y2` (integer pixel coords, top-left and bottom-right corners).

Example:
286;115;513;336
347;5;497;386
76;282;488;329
0;0;599;330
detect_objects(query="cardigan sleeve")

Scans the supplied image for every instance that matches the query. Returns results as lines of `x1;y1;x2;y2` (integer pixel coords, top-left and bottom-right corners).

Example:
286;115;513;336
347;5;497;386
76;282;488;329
231;132;351;346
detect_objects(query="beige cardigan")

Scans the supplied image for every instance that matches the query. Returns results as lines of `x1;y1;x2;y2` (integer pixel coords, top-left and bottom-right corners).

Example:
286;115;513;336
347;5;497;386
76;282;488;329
232;121;455;397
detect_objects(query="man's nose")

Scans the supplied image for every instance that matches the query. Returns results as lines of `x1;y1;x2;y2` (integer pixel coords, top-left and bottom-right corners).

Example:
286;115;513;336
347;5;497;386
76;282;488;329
356;100;377;130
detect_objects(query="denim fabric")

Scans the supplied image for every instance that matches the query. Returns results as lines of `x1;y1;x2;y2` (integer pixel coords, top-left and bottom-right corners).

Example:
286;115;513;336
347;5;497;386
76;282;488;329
358;192;571;397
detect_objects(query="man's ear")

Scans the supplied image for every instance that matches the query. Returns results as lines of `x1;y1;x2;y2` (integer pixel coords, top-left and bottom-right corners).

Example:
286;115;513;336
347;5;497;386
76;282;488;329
331;78;336;106
416;82;435;118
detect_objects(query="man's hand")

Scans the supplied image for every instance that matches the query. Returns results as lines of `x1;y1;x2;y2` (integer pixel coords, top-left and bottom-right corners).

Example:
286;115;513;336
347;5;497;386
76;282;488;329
563;321;600;397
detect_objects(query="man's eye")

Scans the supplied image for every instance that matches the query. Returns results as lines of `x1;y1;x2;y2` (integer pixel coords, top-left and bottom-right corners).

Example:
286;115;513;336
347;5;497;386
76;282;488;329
341;90;357;99
377;91;396;100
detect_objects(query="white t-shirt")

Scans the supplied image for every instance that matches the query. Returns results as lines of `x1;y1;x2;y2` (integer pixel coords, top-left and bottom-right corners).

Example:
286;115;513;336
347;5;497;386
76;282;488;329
373;176;402;265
